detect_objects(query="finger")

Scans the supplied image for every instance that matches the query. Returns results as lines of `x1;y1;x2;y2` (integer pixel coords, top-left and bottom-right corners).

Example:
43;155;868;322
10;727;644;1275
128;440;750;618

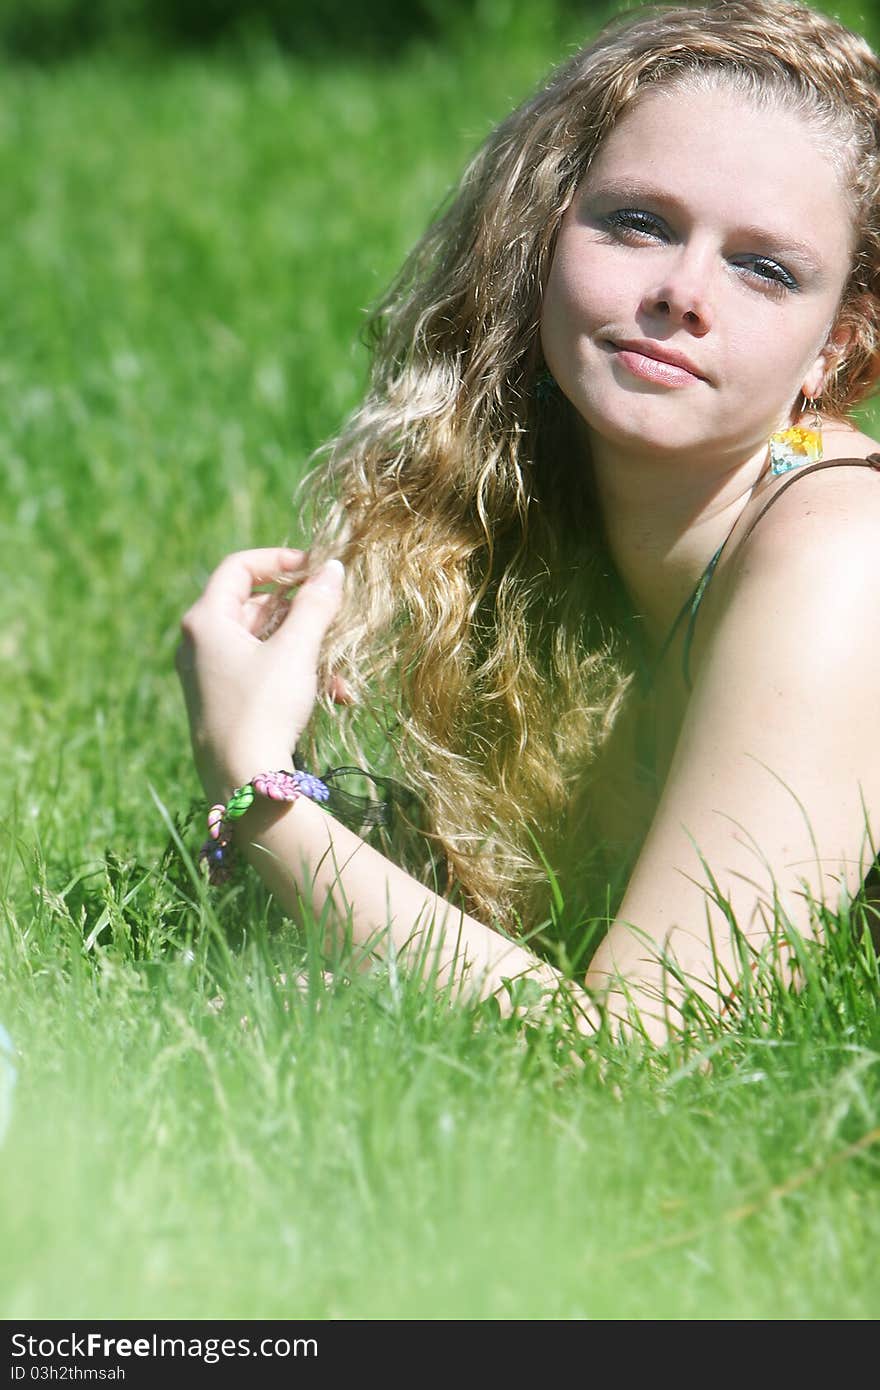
201;548;307;620
241;592;281;636
274;559;345;667
328;672;356;705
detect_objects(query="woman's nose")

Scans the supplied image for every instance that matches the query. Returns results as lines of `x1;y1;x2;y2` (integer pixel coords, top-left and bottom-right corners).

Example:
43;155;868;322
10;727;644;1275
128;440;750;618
642;248;713;334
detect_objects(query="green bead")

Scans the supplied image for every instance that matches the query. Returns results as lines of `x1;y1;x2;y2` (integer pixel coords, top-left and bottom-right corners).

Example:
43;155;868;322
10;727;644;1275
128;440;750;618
225;784;256;820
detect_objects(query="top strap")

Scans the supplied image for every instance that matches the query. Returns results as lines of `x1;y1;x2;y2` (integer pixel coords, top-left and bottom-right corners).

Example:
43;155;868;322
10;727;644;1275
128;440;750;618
679;454;880;690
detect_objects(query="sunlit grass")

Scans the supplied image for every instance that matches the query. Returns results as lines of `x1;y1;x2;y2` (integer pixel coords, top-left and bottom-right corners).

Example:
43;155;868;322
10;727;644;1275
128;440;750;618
2;4;880;1319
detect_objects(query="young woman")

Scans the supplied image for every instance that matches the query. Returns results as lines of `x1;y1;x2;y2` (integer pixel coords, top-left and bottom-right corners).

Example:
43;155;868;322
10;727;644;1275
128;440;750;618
177;0;880;1040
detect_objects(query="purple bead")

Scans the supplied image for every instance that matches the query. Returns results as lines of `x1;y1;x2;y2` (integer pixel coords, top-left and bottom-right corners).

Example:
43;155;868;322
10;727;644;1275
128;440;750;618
293;771;330;802
198;837;236;885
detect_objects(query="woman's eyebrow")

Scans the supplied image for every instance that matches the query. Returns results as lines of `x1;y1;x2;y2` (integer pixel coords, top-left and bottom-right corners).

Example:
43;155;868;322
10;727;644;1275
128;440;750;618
579;179;826;273
732;222;825;274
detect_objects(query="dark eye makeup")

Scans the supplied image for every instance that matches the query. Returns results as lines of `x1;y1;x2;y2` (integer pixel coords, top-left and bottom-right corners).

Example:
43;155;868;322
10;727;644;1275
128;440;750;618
731;255;799;291
598;206;801;294
602;208;668;239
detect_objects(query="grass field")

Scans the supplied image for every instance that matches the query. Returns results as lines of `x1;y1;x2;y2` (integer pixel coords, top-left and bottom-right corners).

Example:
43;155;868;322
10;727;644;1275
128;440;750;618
2;2;880;1320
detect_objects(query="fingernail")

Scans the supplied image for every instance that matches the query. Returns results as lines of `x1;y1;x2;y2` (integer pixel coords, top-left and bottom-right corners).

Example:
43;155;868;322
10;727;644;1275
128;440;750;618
279;549;304;571
313;558;345;592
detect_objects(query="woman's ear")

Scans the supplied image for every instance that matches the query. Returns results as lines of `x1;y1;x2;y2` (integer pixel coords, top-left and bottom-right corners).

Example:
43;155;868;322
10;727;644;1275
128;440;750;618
803;323;855;399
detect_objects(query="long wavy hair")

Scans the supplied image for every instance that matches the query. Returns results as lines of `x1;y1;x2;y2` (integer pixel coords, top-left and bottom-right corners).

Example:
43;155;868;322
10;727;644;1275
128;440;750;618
292;0;880;934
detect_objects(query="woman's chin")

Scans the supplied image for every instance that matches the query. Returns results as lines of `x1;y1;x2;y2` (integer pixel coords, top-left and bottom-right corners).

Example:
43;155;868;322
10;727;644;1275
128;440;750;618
583;417;718;462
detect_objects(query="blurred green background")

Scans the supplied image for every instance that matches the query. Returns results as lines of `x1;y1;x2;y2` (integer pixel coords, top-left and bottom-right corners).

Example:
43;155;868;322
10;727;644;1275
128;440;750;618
0;0;618;58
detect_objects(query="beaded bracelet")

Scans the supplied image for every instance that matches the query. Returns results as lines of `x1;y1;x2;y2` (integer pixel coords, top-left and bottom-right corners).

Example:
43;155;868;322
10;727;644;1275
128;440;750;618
198;768;330;885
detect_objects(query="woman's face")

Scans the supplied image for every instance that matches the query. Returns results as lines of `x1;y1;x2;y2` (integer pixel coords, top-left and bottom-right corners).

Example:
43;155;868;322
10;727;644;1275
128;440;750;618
540;81;855;465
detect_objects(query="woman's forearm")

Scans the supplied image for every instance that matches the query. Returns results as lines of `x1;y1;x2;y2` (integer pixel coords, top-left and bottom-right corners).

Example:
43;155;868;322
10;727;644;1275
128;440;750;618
176;548;590;1024
233;793;567;1008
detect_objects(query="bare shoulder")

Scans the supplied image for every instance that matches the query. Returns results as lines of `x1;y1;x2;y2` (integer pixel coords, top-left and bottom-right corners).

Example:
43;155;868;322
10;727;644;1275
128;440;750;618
691;426;880;681
733;421;880;566
821;418;880;462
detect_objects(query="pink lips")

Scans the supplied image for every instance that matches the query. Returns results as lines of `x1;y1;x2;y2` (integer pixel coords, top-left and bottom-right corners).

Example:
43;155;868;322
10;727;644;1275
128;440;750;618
611;339;706;388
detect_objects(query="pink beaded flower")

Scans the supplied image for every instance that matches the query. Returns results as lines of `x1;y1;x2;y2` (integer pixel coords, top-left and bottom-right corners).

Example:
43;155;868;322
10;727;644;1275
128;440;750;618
251;770;303;801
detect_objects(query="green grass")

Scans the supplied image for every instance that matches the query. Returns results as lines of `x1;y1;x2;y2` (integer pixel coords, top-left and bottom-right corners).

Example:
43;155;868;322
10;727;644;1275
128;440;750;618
2;4;880;1320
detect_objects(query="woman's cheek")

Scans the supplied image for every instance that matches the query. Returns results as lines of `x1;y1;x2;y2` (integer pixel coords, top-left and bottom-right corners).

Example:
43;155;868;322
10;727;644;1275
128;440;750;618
542;273;600;377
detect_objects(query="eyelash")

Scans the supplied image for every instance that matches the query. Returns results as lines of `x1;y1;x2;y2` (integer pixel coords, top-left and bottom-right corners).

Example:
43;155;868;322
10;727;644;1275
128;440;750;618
602;208;800;294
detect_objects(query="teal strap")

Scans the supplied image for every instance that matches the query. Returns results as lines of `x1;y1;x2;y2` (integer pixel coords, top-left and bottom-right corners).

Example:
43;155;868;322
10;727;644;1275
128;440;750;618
680;542;725;689
645;540;725;693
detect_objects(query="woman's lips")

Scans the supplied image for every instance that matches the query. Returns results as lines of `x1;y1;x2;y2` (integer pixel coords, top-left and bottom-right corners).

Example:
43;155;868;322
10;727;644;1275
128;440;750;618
610;341;705;388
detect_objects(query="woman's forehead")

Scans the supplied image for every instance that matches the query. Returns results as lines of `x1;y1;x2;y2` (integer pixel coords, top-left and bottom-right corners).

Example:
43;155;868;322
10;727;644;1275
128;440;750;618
575;82;855;261
590;80;837;173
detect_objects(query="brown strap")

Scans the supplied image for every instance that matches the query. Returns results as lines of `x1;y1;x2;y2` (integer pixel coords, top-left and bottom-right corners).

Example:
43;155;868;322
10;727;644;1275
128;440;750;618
736;454;880;551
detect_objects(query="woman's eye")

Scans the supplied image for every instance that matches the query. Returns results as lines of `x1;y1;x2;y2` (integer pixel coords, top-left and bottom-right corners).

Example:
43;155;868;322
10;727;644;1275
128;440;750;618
603;209;668;241
732;256;799;293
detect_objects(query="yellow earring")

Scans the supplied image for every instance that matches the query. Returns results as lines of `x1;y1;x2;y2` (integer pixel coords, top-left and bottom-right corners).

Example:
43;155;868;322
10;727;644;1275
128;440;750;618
768;395;824;476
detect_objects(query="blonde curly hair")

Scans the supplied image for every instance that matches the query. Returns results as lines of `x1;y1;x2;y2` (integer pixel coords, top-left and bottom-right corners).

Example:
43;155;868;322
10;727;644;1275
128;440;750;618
293;0;880;936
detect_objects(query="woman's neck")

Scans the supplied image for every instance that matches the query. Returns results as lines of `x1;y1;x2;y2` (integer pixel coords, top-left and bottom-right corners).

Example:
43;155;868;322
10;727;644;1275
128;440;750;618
587;435;770;652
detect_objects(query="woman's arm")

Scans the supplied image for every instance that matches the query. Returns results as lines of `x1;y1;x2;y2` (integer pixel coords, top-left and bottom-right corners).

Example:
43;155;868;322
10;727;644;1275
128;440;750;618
178;473;880;1045
176;548;576;1021
587;467;880;1030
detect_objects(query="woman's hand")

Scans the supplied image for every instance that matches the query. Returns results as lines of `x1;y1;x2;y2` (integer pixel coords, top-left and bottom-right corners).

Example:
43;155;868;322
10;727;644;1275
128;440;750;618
175;547;345;802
